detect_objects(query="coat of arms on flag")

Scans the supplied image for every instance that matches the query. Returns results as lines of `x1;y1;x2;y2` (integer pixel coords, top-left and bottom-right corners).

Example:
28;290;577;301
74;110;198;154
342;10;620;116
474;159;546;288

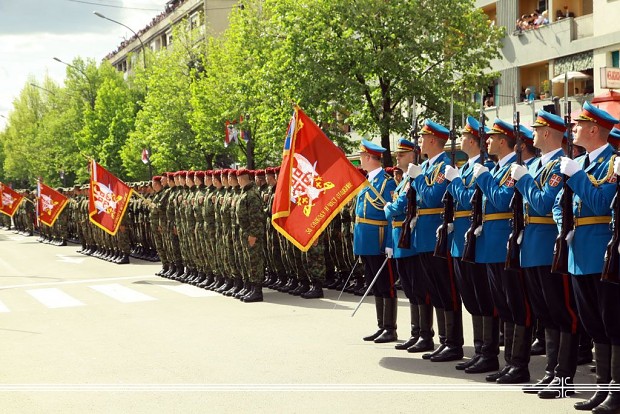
37;181;69;227
271;106;367;251
141;148;150;165
0;182;24;217
88;160;133;235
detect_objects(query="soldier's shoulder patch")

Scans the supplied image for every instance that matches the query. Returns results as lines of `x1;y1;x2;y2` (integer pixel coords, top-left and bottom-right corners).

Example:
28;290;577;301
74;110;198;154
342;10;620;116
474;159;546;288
436;172;445;184
548;174;562;187
504;177;515;188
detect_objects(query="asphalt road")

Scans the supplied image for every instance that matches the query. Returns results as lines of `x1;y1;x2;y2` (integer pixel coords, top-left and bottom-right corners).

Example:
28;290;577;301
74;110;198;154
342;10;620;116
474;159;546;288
0;229;595;413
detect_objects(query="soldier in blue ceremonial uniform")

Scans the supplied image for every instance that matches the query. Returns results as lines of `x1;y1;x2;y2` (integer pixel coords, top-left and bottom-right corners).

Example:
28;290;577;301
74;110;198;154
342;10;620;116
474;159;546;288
554;102;620;412
511;109;581;398
609;127;620;149
444;116;499;373
472;118;533;384
354;140;398;343
407;119;464;362
384;138;430;351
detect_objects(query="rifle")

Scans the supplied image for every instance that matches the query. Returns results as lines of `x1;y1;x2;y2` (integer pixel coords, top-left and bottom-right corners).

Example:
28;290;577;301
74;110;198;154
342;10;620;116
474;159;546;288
505;98;524;270
602;179;620;283
462;89;486;263
551;77;574;274
434;95;456;258
398;98;419;249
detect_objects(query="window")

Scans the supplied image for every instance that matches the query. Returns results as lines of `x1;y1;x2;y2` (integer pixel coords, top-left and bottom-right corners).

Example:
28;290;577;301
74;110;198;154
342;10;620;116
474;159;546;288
613;51;620;68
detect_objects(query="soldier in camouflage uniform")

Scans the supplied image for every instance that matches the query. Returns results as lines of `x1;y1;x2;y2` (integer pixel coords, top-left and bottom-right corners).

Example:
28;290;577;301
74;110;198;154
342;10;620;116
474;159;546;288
264;167;288;290
207;170;228;290
235;169;265;302
221;169;244;297
197;170;217;288
149;176;170;276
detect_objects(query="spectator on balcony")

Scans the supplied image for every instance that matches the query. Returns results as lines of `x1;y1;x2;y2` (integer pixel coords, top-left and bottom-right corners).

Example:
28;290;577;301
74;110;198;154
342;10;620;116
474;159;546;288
534;10;549;26
524;88;535;103
484;95;495;108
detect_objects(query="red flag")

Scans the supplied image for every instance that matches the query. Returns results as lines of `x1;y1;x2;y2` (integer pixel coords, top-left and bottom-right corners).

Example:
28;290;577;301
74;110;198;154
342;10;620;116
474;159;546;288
271;106;367;251
141;148;150;165
37;181;69;227
88;160;134;236
0;182;24;217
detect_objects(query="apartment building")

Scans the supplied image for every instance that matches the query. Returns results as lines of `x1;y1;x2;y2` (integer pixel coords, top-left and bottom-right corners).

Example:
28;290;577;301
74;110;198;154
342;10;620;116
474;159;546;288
105;0;236;73
476;0;620;125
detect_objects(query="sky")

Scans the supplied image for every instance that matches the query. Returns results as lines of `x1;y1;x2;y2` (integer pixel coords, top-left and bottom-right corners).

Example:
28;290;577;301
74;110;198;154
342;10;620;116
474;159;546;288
0;0;167;128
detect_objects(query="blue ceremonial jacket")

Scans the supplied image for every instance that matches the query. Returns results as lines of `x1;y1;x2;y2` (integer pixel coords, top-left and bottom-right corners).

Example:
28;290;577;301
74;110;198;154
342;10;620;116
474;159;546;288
384;175;416;258
516;151;564;267
411;153;451;253
447;157;496;258
353;169;396;256
474;153;517;263
552;145;616;275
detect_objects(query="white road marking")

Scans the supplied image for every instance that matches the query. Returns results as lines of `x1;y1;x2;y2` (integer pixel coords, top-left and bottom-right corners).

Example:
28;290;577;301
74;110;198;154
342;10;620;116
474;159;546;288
0;275;157;290
26;288;85;308
0;299;10;312
89;284;156;303
158;283;219;297
55;254;85;264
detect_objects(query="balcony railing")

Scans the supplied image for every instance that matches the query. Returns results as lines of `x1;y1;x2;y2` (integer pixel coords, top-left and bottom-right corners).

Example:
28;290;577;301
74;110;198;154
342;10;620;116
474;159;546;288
573;14;593;39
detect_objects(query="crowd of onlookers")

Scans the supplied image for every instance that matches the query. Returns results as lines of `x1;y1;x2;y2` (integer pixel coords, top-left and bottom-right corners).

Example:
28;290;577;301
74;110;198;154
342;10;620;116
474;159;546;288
103;0;190;61
515;10;549;33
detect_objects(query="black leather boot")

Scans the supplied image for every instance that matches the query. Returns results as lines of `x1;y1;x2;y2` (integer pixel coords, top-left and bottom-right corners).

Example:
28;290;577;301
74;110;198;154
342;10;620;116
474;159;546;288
431;310;464;362
467;315;500;374
524;328;559;394
457;315;483;370
592;345;620;414
117;254;130;264
423;308;446;359
497;324;531;384
290;279;310;296
408;304;435;353
235;281;251;299
396;303;420;350
486;321;513;381
577;330;594;365
243;284;263;303
301;281;324;299
375;297;398;343
538;330;578;399
575;342;611;410
363;296;384;341
530;319;546;356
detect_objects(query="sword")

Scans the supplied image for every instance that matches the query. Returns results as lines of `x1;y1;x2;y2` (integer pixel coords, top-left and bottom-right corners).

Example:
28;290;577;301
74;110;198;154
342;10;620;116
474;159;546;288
351;256;389;317
332;258;360;310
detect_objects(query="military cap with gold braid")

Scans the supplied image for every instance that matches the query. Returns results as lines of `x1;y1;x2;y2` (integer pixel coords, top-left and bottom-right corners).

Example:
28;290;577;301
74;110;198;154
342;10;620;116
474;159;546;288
394;138;416;153
575;101;619;131
531;108;565;133
420;119;450;140
359;139;387;157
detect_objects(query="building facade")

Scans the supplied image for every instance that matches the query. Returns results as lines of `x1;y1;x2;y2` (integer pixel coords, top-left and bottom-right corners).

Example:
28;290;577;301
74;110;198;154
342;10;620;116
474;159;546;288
476;0;620;125
105;0;236;73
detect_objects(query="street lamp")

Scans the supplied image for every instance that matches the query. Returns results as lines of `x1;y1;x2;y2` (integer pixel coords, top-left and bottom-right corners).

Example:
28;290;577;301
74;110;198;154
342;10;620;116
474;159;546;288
93;11;147;70
53;57;95;108
30;83;56;96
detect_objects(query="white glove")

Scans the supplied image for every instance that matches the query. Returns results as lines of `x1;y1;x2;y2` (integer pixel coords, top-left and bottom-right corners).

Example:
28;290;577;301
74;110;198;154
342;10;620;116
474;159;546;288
560;157;581;177
383;202;391;212
510;164;528;181
473;164;489;178
435;223;454;238
385;247;393;258
614;157;620;176
444;165;460;182
407;163;422;179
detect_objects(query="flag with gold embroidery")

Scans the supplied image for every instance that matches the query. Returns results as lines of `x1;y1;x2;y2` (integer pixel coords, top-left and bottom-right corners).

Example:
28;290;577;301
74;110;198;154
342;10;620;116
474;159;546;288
271;106;367;251
0;182;24;217
88;160;133;236
37;180;69;227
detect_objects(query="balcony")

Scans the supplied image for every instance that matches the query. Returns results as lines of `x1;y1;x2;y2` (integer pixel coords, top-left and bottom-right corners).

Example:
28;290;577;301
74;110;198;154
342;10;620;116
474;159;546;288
483;96;590;127
573;14;593;39
495;15;594;71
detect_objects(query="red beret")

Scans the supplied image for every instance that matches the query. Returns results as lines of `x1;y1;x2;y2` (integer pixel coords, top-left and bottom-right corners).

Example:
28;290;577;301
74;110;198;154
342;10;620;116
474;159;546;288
194;171;205;178
152;176;162;182
255;169;265;177
186;170;195;177
236;168;250;177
